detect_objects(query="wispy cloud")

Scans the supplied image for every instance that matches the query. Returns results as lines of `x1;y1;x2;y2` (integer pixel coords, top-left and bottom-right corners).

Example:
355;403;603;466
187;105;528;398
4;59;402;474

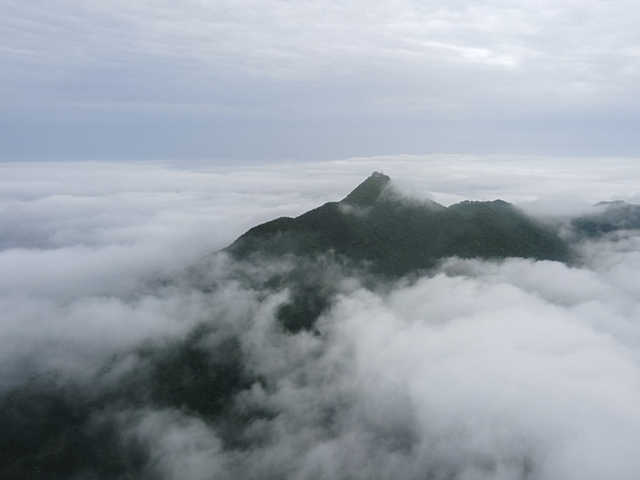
2;158;640;480
2;1;640;159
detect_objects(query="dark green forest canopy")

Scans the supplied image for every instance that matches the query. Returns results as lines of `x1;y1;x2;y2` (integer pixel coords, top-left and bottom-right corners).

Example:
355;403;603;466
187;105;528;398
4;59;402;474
570;200;640;238
227;172;571;277
224;172;574;334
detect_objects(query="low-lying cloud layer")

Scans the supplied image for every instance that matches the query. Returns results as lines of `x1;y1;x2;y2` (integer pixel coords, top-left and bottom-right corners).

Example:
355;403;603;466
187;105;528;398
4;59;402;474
3;156;640;479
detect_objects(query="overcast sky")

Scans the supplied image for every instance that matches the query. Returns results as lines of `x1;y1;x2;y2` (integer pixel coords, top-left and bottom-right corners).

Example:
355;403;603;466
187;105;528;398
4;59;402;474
2;0;640;161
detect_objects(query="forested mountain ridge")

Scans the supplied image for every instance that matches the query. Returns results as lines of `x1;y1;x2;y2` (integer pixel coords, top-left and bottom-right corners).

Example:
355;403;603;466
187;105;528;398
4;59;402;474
227;172;571;277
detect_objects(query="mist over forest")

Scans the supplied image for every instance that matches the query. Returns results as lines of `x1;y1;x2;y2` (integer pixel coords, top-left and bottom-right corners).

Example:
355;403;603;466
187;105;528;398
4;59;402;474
3;156;640;479
4;0;640;477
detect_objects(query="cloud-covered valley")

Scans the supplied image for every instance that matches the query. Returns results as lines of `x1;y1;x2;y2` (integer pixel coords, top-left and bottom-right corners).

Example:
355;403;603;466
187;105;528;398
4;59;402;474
3;156;640;479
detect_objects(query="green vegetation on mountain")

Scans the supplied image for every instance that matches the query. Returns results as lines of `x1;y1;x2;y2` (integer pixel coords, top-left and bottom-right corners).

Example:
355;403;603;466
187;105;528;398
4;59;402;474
0;326;254;480
228;172;571;277
571;200;640;238
225;172;572;333
0;379;140;479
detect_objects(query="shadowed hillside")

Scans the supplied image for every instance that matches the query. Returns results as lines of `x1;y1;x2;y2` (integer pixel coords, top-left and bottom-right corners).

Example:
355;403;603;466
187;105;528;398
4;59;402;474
571;200;640;238
228;172;571;277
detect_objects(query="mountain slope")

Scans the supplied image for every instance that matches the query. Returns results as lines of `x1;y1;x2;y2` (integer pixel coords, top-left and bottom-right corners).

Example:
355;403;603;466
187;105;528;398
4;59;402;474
571;200;640;238
227;172;571;277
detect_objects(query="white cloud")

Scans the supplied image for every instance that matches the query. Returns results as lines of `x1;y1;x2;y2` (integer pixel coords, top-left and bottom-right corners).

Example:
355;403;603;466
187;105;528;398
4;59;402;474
119;408;231;480
3;158;640;478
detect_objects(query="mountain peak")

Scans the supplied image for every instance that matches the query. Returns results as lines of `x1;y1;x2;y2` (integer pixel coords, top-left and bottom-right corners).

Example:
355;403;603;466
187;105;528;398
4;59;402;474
226;172;571;279
341;171;391;207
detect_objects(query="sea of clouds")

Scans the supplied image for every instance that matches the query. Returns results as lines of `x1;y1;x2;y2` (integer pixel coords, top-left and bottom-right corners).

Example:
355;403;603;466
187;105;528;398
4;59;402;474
3;155;640;479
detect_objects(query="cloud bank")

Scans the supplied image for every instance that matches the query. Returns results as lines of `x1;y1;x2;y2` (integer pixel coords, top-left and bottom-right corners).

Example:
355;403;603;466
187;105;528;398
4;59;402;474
3;156;640;479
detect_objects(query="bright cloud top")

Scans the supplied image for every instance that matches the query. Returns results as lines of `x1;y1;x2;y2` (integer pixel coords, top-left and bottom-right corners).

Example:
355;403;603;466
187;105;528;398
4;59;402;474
3;157;640;479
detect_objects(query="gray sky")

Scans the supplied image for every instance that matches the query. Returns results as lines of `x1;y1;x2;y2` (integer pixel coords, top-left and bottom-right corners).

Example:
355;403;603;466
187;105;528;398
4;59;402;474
2;0;640;161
